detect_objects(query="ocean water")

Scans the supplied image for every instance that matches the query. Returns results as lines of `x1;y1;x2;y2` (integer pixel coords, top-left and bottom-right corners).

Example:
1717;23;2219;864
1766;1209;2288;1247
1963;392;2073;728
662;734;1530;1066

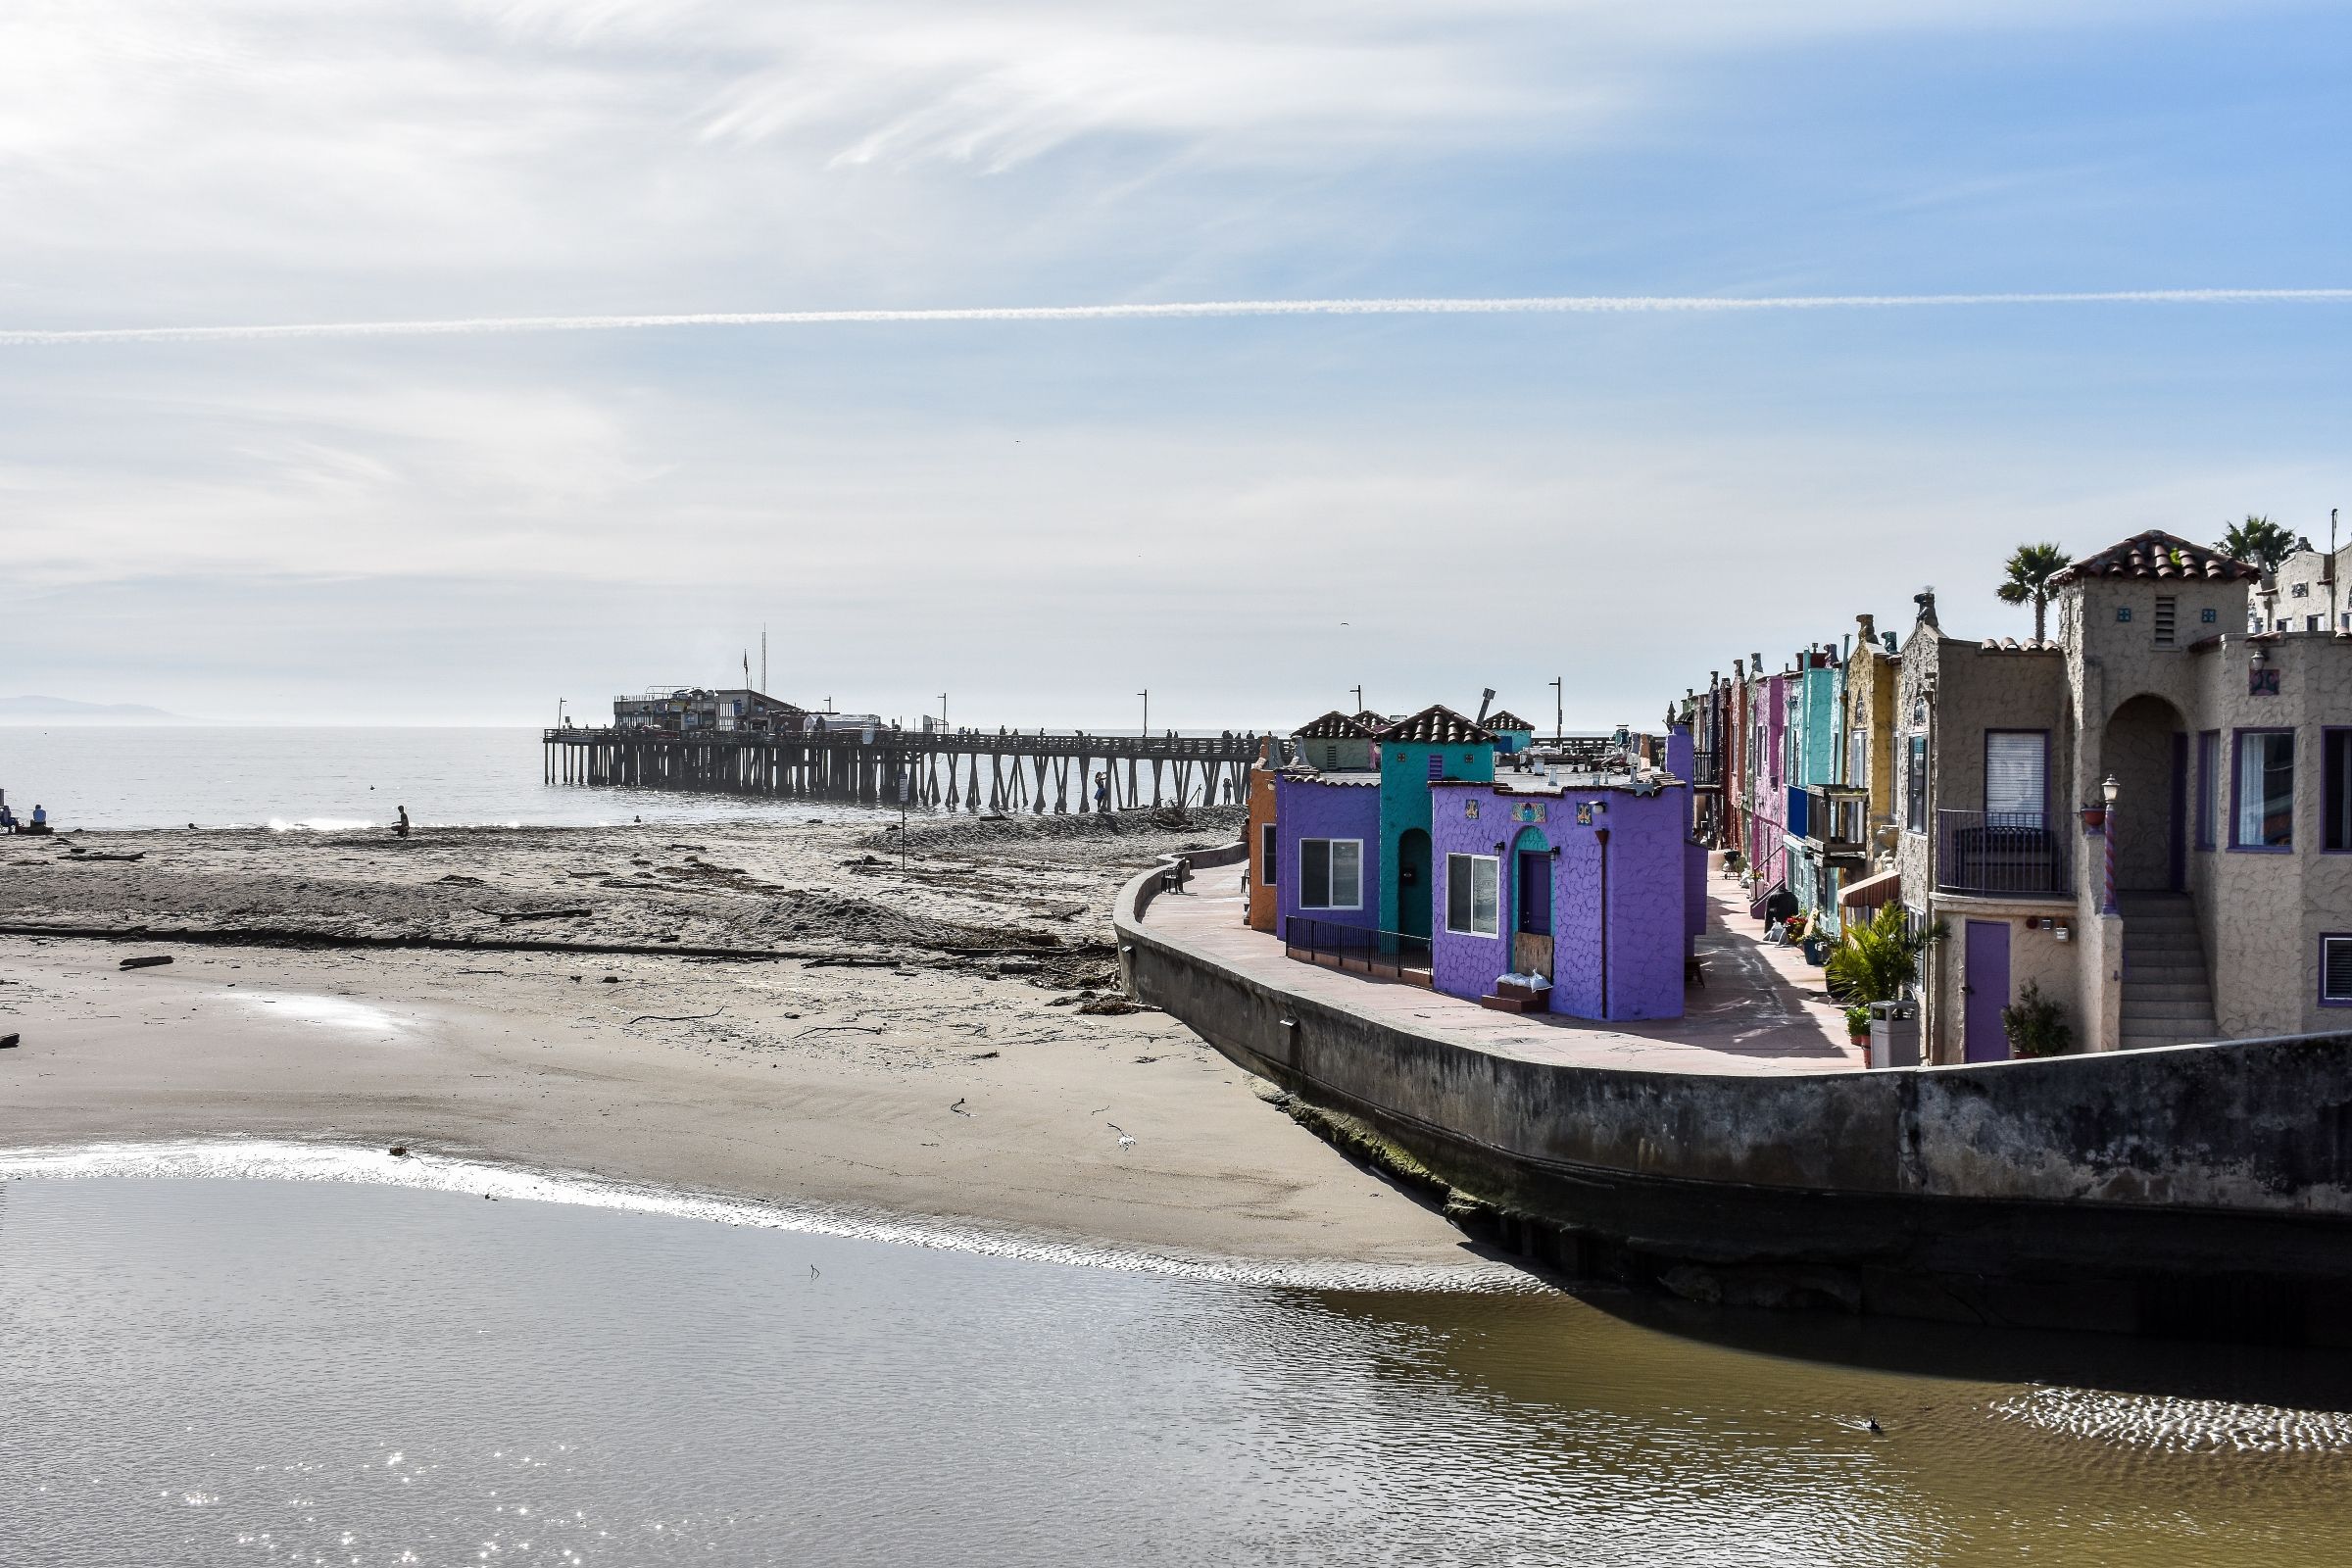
6;1166;2352;1567
0;726;891;833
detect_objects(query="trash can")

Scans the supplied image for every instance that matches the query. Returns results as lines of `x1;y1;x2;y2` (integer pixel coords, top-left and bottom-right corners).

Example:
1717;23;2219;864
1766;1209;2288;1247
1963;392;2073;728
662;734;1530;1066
1868;1001;1920;1069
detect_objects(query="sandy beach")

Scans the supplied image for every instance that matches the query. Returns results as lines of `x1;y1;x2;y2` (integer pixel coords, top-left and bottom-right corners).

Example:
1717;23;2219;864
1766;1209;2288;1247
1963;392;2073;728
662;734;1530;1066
0;808;1486;1274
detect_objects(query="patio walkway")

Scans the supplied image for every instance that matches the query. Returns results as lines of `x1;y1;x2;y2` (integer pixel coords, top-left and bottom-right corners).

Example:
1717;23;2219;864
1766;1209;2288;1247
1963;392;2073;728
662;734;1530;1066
1145;869;1860;1076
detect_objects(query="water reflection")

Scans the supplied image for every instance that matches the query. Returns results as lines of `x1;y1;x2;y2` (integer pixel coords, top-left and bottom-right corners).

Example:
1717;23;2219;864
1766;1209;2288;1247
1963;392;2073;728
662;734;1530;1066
3;1176;2349;1567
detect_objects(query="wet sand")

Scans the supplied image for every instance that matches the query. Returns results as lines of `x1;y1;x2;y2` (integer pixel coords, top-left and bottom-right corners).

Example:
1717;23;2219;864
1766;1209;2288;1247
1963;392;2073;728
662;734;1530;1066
0;809;1488;1274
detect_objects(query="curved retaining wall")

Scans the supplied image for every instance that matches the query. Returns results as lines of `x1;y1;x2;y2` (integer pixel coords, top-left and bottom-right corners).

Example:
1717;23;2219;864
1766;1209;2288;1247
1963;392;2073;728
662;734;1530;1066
1119;850;2352;1343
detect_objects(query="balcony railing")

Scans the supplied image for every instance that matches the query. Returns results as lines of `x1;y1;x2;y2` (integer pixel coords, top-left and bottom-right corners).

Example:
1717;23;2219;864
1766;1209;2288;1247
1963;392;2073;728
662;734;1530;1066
1690;749;1723;788
1936;809;2072;898
1283;917;1433;983
1801;784;1870;857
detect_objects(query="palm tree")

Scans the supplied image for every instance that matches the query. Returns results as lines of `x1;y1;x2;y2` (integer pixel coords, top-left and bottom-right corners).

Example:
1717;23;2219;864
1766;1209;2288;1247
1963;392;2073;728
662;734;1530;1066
1824;905;1932;1006
2217;514;2301;575
1995;542;2070;642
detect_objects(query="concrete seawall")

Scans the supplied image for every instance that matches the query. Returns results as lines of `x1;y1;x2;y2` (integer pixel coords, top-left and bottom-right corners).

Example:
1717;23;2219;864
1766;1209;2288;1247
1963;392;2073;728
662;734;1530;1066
1118;848;2352;1344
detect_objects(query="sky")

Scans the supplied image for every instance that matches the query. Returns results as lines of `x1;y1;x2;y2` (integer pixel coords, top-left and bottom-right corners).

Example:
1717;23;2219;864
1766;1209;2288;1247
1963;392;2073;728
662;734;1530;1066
1;0;2347;729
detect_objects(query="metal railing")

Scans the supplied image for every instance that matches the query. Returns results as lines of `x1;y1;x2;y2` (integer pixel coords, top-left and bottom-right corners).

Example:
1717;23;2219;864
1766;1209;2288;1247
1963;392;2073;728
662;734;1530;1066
1690;749;1722;787
1936;808;2072;897
545;726;1261;759
1284;917;1433;981
1802;785;1870;856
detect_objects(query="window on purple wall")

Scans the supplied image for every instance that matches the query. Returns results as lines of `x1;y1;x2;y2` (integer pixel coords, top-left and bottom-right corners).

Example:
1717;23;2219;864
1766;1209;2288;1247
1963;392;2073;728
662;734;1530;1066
2196;731;2219;850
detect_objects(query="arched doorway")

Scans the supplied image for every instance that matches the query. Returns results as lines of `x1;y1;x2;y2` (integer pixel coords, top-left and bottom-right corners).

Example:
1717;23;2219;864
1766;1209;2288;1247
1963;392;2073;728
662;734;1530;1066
2102;694;2188;892
1396;828;1432;939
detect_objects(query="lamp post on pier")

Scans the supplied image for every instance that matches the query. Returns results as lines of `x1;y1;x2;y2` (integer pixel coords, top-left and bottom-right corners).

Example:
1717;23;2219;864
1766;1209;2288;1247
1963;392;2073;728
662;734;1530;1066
1139;689;1150;738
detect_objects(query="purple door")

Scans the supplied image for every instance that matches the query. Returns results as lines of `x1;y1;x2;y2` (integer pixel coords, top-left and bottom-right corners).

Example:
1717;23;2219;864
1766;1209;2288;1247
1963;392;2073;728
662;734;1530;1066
1962;920;2011;1063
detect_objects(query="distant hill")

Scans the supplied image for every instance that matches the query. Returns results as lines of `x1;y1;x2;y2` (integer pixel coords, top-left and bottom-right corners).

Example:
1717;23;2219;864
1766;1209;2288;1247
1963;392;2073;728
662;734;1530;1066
0;695;187;722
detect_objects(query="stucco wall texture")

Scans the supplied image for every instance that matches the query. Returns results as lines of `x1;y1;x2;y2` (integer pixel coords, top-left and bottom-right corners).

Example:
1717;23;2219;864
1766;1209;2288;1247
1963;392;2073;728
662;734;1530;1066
1376;740;1495;932
1272;774;1382;940
1894;565;2352;1062
1428;781;1690;1020
1245;757;1279;932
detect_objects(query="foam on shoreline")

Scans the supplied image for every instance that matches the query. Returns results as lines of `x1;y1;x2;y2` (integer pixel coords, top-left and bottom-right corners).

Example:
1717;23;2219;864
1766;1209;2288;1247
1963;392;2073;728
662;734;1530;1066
0;1137;1533;1295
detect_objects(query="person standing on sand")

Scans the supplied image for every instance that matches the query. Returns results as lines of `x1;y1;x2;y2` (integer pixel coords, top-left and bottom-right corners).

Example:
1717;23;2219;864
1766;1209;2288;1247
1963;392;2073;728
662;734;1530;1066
1094;772;1113;822
393;805;411;838
0;803;15;833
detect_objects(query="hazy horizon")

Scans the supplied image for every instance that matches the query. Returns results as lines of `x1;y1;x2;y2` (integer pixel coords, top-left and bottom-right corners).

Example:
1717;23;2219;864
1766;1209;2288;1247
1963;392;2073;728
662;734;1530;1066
4;2;2345;731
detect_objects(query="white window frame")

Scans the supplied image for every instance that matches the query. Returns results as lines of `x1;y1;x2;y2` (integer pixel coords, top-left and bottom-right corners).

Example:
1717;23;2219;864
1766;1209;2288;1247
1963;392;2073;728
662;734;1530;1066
1445;854;1500;937
2324;935;2352;1004
1298;838;1362;910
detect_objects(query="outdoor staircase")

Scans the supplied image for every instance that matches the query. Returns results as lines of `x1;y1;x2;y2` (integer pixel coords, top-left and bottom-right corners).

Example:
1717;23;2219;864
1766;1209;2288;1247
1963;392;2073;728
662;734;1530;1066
2118;893;2218;1051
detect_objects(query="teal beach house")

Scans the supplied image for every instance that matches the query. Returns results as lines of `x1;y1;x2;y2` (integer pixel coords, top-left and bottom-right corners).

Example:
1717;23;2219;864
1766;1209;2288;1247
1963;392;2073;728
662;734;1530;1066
1374;706;1498;939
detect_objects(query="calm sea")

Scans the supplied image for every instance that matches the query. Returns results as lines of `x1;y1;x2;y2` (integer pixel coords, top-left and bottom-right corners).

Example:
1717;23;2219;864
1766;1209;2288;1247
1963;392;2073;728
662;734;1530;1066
0;726;888;833
5;1169;2352;1567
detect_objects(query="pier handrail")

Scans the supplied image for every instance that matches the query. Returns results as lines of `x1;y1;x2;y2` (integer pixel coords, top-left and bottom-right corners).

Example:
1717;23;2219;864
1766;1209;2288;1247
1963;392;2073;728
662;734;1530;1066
544;725;1261;759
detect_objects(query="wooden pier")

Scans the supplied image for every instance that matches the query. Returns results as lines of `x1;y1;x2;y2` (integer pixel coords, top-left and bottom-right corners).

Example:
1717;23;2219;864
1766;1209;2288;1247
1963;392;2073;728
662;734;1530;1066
542;726;1266;812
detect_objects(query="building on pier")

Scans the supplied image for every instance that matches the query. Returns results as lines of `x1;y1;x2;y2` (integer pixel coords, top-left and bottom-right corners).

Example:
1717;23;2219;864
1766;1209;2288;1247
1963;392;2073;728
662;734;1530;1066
613;687;808;735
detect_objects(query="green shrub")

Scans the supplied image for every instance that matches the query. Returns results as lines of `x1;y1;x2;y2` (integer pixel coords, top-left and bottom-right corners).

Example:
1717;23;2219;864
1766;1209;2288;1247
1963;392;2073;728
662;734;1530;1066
2001;981;2073;1058
1842;1004;1873;1038
1824;905;1930;1005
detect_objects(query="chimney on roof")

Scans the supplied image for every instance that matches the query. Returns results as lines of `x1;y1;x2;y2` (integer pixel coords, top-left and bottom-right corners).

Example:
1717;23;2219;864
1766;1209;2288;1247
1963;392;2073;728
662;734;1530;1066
1856;612;1877;644
1914;587;1940;630
1733;658;1746;679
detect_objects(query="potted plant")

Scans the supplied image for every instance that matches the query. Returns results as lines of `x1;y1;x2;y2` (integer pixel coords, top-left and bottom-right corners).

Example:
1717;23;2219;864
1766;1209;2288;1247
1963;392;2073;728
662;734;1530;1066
1843;1004;1873;1049
1825;905;1936;1013
1799;921;1831;964
2001;981;2073;1058
1781;913;1806;948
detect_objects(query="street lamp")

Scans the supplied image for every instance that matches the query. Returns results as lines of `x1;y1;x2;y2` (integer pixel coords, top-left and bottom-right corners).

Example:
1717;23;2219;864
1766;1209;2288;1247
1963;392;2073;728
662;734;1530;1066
1138;689;1150;737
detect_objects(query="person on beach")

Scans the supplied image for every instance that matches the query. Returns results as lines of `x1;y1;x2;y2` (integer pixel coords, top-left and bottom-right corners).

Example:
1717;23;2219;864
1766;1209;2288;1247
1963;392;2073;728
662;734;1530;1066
0;803;15;833
393;805;411;838
29;804;47;830
1093;773;1110;814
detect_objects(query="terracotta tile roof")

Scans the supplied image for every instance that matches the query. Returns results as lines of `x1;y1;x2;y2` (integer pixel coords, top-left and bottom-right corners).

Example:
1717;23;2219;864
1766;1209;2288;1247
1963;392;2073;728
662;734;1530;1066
1483;710;1536;731
1978;637;2064;653
1350;710;1392;731
1376;705;1494;744
2049;529;2264;586
1292;710;1376;739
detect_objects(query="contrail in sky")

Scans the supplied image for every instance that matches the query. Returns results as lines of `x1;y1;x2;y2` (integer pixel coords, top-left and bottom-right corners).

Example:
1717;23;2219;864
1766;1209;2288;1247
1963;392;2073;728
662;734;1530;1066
3;288;2349;345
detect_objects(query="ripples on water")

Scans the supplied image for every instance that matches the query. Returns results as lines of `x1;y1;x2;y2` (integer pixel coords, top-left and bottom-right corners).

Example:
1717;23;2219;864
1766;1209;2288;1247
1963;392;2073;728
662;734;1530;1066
5;1163;2352;1567
0;726;897;831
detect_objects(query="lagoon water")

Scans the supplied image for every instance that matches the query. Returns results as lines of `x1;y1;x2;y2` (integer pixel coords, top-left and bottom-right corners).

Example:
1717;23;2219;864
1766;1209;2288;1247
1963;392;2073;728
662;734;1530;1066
7;1174;2352;1567
0;727;881;833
